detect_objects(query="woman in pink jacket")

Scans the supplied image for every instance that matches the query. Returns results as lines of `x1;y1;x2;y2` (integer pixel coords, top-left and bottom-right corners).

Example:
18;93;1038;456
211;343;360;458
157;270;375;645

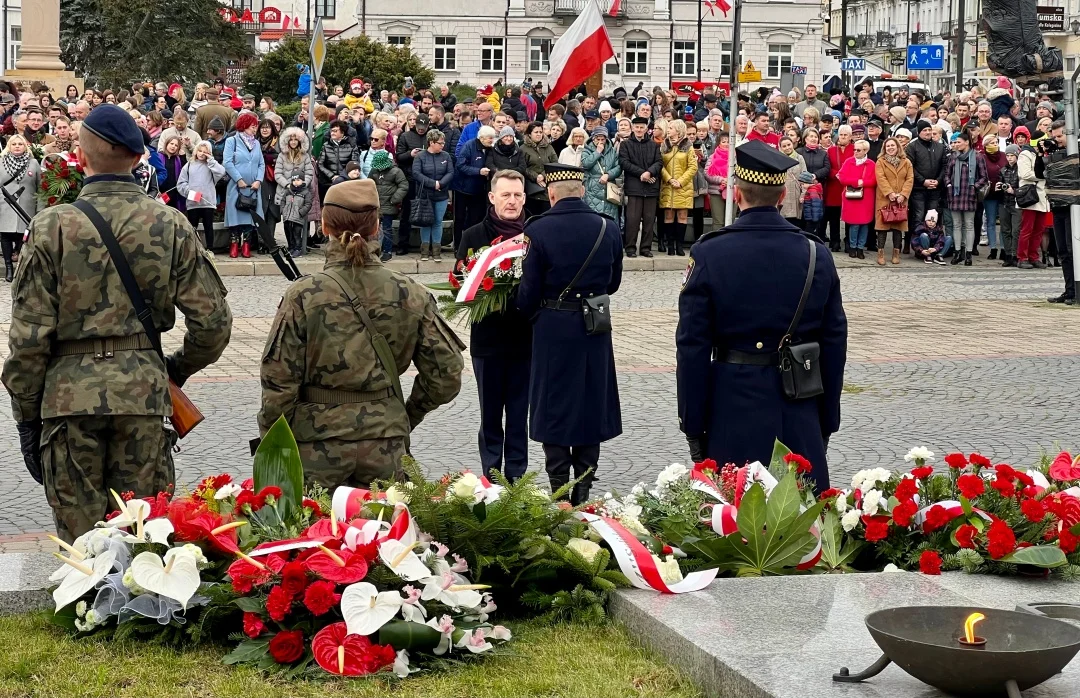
836;139;877;259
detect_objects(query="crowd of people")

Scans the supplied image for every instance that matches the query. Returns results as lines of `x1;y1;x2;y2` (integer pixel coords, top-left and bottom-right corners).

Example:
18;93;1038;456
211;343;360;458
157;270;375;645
0;71;1074;303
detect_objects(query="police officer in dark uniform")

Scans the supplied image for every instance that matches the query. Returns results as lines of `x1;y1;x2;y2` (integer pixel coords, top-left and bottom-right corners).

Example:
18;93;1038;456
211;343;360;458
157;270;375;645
676;141;847;490
516;163;624;504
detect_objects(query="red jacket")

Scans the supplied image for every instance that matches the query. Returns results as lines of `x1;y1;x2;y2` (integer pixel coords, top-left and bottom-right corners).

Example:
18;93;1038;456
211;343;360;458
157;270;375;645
836;157;878;225
747;129;780;148
824;143;854;207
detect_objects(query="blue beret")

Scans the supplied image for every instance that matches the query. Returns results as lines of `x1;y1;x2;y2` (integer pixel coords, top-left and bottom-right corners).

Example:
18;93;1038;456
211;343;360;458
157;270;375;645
81;104;145;155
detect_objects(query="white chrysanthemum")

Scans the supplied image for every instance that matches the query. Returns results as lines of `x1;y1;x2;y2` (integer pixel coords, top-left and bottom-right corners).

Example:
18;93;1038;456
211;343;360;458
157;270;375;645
841;508;862;532
619;514;649;537
861;489;884;516
835;494;849;513
904;447;935;464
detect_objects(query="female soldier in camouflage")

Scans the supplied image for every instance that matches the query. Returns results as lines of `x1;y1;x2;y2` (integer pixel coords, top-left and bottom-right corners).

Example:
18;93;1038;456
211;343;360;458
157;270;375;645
258;178;465;488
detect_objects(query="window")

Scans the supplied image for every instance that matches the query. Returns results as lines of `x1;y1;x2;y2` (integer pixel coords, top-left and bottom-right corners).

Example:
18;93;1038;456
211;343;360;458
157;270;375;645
232;0;253;10
624;39;647;75
481;37;504;73
530;37;552;73
1067;56;1077;73
719;41;743;78
315;0;336;18
434;36;456;71
387;35;409;47
673;40;696;77
8;26;19;70
767;43;792;79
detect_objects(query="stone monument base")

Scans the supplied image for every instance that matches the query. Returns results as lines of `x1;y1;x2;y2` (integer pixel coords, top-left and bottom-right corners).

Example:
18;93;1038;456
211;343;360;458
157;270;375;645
4;69;82;95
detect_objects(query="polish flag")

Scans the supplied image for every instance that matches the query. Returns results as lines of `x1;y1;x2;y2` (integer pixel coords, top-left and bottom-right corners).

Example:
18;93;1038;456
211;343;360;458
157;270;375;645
282;13;290;29
546;0;615;103
293;16;301;29
158;193;170;204
713;0;731;16
607;0;622;15
187;190;203;203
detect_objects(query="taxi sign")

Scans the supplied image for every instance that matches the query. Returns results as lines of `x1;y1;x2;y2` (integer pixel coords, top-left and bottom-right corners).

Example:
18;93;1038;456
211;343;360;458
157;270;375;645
737;59;761;83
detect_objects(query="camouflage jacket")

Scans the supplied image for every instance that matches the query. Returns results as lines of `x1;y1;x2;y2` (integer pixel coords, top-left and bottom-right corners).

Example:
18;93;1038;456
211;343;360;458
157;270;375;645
2;176;233;422
259;242;465;442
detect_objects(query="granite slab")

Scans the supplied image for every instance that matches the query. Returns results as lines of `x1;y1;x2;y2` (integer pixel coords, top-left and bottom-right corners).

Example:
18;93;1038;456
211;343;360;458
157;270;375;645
0;552;55;615
611;571;1080;698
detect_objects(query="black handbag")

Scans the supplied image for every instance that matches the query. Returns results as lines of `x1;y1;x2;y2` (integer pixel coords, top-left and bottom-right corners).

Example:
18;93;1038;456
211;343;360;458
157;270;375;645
410;186;435;226
1015;183;1040;208
778;238;824;401
559;220;611;335
236;190;258;212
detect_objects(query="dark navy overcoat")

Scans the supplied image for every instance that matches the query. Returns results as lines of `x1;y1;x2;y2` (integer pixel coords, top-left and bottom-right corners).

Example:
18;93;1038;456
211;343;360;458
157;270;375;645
517;197;624;446
676;206;848;490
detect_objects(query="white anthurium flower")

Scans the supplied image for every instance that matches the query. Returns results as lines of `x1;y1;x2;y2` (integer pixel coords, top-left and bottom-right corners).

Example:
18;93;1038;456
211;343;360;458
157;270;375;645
566;537;602;564
399;584;428;623
213;483;243;500
841;508;862;532
456;628;494;654
106;491;151;530
904;447;935;464
479;483;504;504
421;571;486;610
451;473;480;499
393;649;412;678
861;489;885;517
491;625;512;641
129;547;202;609
117;518;174;546
341;582;403;637
379;539;431;582
426;615;455;655
52;549;117;611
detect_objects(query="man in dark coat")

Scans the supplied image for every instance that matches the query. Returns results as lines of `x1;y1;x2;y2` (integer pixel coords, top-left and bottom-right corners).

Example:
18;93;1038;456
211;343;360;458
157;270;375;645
619;117;662;258
676;141;847;491
395;114;430;255
517;164;623;504
905;119;947;253
457;170;533;480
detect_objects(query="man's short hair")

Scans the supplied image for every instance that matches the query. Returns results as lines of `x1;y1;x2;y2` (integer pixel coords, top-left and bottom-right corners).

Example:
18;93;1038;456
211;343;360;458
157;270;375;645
734;178;784;207
548;103;566;117
491;169;525;188
1050;119;1066;132
428;103;445;116
548;179;583;200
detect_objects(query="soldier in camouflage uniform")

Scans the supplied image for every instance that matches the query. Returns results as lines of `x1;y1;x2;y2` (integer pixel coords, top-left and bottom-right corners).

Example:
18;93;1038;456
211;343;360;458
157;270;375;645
2;105;233;542
259;178;464;488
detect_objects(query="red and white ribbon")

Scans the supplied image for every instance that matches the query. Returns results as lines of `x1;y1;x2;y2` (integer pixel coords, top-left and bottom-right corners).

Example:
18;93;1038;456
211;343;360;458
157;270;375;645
332;487;372;521
575;512;717;593
455;234;526;303
914;500;992;527
249;537;328;556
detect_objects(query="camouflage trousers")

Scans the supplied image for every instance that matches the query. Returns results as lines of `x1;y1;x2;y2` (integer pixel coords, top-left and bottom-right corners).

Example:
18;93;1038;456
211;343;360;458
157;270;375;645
298;436;407;490
41;415;177;543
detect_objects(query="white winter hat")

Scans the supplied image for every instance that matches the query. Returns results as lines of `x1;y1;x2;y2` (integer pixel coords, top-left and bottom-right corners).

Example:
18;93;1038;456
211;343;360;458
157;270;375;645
925;209;938;223
599;101;613;113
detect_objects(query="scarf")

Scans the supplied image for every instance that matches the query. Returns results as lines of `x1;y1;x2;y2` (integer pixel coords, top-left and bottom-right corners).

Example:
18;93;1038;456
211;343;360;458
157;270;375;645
485;205;524;242
238;132;258;151
51;136;74;153
854;156;867;166
496;140;517;156
782;148;798;160
369;149;393;172
951;148;977;196
882;154;901;167
805;142;818;150
2;151;30;181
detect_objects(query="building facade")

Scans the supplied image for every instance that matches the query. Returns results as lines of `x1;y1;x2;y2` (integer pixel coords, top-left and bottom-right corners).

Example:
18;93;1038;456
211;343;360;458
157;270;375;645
1;0;22;74
334;0;828;94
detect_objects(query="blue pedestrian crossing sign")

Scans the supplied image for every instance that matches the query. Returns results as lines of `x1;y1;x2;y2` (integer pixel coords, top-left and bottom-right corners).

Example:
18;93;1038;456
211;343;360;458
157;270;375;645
907;44;945;71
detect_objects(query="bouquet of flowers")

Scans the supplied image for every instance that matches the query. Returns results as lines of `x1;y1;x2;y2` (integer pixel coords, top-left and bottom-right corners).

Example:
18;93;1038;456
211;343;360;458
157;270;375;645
428;234;526;325
38;153;84;208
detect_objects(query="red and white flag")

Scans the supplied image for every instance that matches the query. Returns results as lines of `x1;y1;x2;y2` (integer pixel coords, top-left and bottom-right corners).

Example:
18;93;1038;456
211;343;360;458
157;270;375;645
158;193;170;205
702;0;715;15
607;0;622;15
293;16;301;29
546;0;615;102
282;13;290;29
711;0;731;16
186;190;203;203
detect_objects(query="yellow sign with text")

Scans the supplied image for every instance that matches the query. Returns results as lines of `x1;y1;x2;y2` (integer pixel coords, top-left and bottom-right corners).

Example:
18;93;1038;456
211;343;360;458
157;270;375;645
737;59;761;84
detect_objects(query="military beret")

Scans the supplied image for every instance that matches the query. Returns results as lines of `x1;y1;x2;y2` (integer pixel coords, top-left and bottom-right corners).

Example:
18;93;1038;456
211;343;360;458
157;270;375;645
734;140;797;186
81;103;145;155
324;178;379;213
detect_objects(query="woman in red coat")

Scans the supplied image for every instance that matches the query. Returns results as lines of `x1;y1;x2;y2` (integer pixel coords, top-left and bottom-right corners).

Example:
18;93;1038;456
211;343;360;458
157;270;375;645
836;138;877;259
824;125;854;251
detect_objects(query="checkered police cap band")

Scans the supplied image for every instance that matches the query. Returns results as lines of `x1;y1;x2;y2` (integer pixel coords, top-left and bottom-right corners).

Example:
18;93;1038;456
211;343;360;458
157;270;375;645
546;169;585;183
734;165;786;186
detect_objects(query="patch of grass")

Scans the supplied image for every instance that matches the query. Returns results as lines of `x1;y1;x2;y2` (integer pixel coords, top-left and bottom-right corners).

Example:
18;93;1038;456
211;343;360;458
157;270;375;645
842;383;867;394
0;613;701;698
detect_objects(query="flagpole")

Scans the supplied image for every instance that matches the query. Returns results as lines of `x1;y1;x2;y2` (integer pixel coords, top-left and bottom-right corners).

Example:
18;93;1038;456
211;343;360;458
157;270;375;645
697;4;703;81
723;0;741;226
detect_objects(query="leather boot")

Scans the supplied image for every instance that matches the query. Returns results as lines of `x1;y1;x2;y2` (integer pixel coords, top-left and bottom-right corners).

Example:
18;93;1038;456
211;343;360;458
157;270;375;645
229;241;239;258
420;243;430;262
876;249;886;265
891;249;901;265
241;241;252;258
4;260;12;283
988;249;998;260
950;249;964;265
433;243;442;262
549;474;571;501
570;482;592;507
964;251;972;266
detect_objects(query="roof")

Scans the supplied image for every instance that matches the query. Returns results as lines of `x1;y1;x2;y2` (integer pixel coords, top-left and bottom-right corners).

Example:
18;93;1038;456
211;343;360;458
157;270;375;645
258;28;345;41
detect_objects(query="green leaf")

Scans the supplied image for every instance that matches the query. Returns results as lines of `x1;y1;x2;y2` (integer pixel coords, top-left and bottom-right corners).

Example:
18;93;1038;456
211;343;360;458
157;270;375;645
960;495;973;518
970;516;986;532
999;545;1068;569
253;415;304;520
222;639;270;665
47;603;79;632
762;471;802;554
377;621;442;651
425;282;456;291
768;439;792;482
233;597;265;613
735;483;767;562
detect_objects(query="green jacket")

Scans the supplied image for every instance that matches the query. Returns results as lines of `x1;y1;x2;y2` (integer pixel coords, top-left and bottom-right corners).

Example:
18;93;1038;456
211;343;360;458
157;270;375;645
259;242;465;442
523;139;557;200
2;178;233;421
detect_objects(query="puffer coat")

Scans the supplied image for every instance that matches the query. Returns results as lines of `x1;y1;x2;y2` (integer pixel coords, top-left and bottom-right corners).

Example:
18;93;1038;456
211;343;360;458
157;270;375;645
659;139;697;209
581;141;622;218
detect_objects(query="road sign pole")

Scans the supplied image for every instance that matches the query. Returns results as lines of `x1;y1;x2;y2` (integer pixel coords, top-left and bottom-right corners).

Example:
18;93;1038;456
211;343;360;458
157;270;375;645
840;0;848;91
725;0;742;227
954;0;965;90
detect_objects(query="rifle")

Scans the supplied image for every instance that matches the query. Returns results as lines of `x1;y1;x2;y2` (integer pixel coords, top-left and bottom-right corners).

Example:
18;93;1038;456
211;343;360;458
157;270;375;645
1;180;32;228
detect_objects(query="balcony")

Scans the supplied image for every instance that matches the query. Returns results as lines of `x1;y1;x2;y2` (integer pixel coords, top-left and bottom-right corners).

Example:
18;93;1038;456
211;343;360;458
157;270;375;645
910;31;931;45
940;20;956;38
875;31;895;48
554;0;626;16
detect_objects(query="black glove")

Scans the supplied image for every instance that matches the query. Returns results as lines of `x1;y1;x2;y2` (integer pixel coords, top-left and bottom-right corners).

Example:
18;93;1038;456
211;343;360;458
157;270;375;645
686;434;706;464
16;420;43;485
165;355;186;387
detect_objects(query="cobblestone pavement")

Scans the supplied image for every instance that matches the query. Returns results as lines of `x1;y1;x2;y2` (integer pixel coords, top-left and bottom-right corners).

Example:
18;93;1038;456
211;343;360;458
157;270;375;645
0;258;1076;550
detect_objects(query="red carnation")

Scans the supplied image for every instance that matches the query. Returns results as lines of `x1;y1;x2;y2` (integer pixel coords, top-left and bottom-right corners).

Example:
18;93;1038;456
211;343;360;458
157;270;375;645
991;476;1016;498
498;257;513;271
783;452;812;474
891;499;918;528
918;550;942;575
986;519;1016;559
211;474;234;488
957;473;985;499
910;466;934;480
1059;528;1079;555
894;477;918;502
302;497;323;517
47;196;58;206
266;585;294;622
862;516;890;542
955;524;978;549
944;453;968;469
235;489;266;514
1020;498;1047;523
259;485;283;502
269;629;305;664
1015;470;1034;487
242;612;266;639
819;488;842;501
968;453;991;468
241;478;254;490
303;580;342;616
994;463;1017;480
693;458;718;474
280;561;309;596
481;276;495;292
923;505;952;533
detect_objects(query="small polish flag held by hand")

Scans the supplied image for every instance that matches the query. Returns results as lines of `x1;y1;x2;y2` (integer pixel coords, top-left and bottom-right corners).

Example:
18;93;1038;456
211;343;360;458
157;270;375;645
187;190;203;204
158;193;170;205
546;0;615;103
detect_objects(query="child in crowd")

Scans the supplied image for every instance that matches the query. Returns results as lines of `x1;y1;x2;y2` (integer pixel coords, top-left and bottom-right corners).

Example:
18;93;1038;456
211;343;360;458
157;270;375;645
911;209;952;265
997;144;1022;268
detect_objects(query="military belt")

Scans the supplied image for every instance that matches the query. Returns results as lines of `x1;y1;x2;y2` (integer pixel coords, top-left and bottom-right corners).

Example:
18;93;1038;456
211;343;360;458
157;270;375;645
712;348;780;366
540;299;583;312
300;386;396;404
55;334;155;359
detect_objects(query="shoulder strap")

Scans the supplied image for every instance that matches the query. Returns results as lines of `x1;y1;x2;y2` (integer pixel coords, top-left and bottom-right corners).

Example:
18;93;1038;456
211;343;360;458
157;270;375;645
780;237;817;348
72;200;164;361
558;219;608;303
319;268;406;409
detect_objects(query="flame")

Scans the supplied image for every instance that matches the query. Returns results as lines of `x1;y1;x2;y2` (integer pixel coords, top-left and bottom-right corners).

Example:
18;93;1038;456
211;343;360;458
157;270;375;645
964;612;986;642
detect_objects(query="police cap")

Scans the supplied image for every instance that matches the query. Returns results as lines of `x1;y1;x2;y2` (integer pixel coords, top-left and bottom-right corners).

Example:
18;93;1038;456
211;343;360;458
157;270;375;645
544;163;585;184
81;104;145;155
734;140;797;186
324;178;379;213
